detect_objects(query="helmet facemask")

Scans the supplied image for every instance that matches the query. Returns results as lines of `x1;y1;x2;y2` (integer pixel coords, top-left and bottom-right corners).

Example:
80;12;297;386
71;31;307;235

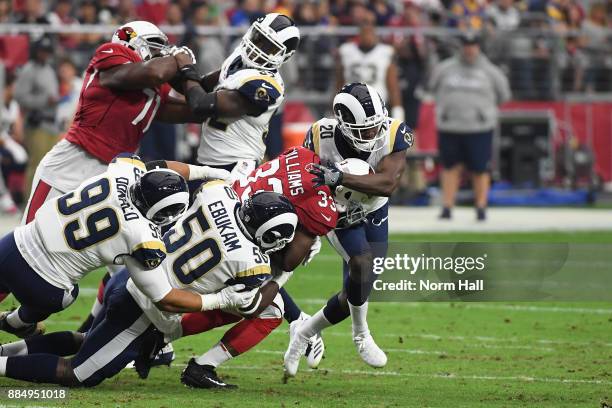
337;111;388;152
240;22;289;70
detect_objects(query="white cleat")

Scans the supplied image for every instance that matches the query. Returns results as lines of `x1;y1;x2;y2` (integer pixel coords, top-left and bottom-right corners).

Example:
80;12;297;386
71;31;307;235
284;320;309;377
305;332;324;369
354;332;387;368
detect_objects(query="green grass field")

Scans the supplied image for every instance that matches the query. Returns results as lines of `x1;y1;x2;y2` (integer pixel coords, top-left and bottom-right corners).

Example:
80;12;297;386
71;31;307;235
1;231;611;407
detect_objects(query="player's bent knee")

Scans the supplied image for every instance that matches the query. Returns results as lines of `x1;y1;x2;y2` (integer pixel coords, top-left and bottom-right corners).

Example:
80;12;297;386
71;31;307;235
349;253;374;282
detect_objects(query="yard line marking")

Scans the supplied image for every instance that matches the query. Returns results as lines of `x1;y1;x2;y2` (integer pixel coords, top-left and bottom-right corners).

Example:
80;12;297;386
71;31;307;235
170;363;612;385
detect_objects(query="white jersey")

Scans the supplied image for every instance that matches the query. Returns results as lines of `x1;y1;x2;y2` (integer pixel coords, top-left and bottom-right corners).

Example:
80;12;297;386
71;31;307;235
14;155;166;291
338;42;394;102
127;180;272;337
197;49;285;166
304;116;414;212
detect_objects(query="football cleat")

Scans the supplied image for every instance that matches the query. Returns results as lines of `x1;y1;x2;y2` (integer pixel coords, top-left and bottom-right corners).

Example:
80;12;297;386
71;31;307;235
283;322;309;377
305;332;325;369
181;358;237;389
353;332;387;368
0;311;45;339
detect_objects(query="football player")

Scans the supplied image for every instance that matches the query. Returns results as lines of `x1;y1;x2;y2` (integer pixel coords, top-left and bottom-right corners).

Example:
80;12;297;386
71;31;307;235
175;146;338;388
3;20;229;328
0;188;297;387
283;83;414;377
0;153;237;339
173;13;300;180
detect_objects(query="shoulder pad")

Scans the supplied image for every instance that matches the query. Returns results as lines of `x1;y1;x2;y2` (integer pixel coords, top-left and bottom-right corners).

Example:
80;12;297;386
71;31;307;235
110;153;146;171
131;241;167;270
93;43;139;69
389;119;414;153
236;73;283;111
225;264;272;289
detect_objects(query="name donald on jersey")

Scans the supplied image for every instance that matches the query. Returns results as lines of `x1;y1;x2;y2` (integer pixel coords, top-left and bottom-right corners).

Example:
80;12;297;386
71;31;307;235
208;200;241;252
116;176;140;221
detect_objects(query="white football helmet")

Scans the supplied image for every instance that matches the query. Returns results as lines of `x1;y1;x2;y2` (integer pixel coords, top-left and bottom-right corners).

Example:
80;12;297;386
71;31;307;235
333;83;389;152
111;21;168;61
240;13;300;71
333;158;380;228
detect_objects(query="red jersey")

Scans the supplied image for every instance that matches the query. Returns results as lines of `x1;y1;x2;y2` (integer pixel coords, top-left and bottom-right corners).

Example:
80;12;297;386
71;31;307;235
65;43;171;163
233;147;338;236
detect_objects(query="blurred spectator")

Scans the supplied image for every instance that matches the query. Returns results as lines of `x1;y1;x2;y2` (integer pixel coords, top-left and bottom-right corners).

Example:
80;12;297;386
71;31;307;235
48;0;79;50
0;0;14;23
448;0;487;30
428;31;510;221
336;24;404;121
74;1;104;70
395;1;429;129
137;0;170;26
227;0;266;26
188;2;226;75
15;0;50;42
582;2;611;92
164;2;184;45
13;36;59;196
55;58;82;133
370;0;395;26
116;0;139;24
0;74;25;213
486;0;521;31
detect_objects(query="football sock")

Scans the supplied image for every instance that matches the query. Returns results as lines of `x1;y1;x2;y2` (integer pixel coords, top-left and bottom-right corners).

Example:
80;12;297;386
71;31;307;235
299;308;333;339
0;340;28;357
0;292;8;303
221;317;281;355
16;305;49;325
0;357;6;375
279;287;302;323
181;310;241;337
348;300;370;337
195;342;233;368
26;331;82;356
6;308;29;328
4;354;60;383
322;293;350;324
345;275;371;306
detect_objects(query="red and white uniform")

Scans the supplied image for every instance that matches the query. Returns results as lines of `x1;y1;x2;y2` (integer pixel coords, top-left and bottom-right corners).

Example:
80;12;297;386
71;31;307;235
233;146;338;236
23;42;171;224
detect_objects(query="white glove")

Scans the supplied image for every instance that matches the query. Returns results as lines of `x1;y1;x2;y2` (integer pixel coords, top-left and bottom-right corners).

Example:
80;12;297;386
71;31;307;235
200;284;259;311
302;236;321;265
166;45;197;65
229;160;257;184
391;106;405;122
187;164;232;182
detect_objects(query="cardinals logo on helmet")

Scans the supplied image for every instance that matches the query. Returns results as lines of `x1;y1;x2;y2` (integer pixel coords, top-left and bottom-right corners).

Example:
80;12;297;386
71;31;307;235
117;27;137;42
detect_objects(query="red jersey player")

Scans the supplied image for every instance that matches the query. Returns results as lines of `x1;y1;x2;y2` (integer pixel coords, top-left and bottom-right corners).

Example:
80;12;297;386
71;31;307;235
163;147;338;388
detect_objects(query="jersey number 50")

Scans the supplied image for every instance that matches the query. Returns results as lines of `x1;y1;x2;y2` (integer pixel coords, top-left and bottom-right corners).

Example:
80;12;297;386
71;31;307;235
163;207;222;285
58;178;120;251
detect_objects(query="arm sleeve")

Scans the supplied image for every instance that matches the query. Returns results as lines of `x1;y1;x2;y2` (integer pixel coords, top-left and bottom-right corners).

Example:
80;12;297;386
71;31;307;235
124;256;172;302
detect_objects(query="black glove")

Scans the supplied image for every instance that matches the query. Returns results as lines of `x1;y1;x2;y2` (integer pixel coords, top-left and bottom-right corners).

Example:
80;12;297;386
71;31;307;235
134;329;166;380
308;163;344;189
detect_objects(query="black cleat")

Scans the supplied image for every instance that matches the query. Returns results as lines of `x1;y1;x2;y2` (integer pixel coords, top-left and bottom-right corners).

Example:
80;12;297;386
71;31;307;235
0;311;45;339
181;358;237;389
476;207;487;221
439;207;452;220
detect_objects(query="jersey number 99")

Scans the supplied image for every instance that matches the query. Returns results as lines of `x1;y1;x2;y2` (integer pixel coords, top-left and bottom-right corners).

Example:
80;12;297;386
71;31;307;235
58;178;120;251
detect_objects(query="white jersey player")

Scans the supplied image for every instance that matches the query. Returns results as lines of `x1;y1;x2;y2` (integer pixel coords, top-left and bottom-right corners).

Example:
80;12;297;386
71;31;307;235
126;182;298;341
174;13;300;178
0;154;190;338
336;24;405;121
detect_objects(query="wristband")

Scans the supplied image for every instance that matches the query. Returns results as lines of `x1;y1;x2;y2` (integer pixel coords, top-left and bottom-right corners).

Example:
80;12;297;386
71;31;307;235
178;64;201;83
200;293;220;311
187;164;210;181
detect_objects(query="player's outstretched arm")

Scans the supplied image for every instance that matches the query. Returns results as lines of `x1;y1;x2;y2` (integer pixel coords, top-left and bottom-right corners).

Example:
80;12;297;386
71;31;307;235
145;160;231;182
310;151;406;197
99;55;178;90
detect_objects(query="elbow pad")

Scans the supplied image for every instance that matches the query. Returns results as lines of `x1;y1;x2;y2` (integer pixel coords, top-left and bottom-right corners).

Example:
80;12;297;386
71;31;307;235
186;86;217;119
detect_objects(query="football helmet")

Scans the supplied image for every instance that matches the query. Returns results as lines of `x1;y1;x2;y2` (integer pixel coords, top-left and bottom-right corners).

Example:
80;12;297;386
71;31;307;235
333;83;389;152
237;191;298;253
130;169;189;226
333;158;379;227
240;13;300;71
111;21;169;61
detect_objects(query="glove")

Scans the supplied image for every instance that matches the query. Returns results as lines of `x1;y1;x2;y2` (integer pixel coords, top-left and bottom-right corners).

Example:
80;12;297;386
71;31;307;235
187;164;232;182
166;45;197;64
308;163;344;189
201;284;259;311
302;236;321;266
